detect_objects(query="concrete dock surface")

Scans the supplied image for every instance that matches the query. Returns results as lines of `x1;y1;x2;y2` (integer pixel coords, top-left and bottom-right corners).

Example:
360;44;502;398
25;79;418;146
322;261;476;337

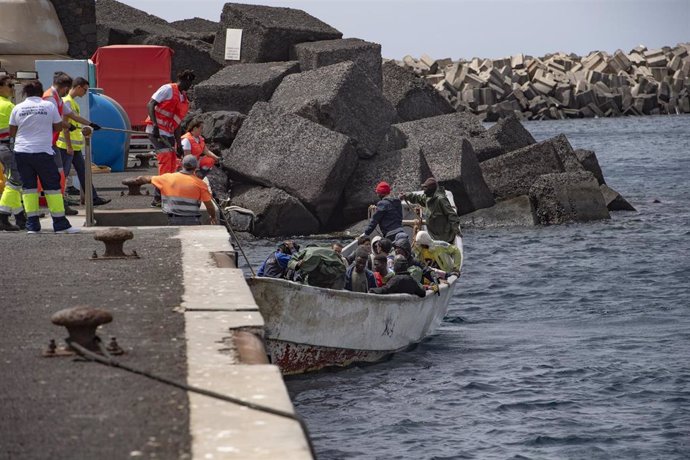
0;168;313;459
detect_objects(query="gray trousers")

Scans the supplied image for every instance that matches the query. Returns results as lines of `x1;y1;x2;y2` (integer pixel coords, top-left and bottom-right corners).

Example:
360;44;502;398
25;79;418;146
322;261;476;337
167;214;201;226
0;144;22;187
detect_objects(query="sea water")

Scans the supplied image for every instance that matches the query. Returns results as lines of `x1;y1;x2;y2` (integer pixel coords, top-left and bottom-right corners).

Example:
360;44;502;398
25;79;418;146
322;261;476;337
242;115;690;459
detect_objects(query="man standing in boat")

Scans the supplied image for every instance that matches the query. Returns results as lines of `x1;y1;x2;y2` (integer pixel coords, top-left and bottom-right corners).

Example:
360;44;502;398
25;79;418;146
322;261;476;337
358;181;407;244
400;177;462;244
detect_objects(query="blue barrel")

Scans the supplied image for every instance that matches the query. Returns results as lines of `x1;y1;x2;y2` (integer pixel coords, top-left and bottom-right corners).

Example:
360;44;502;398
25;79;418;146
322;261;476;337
89;90;129;172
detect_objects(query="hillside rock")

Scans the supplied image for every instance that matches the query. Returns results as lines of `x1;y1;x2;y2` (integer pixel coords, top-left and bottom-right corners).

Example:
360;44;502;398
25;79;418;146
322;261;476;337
223;102;357;225
211;2;342;64
269;61;396;158
194;61;300;114
529;171;610;224
382;61;455;122
231;184;320;236
292;38;383;89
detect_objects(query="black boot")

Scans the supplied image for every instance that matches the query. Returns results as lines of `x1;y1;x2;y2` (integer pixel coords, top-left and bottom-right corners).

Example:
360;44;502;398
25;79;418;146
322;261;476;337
0;214;19;231
14;211;27;230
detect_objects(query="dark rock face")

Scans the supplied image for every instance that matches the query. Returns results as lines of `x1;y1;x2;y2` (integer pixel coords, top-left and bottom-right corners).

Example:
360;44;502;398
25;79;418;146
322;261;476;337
194;61;300;114
548;134;586;173
170;17;219;43
479;114;536;160
230;184;320;236
341;144;432;224
575;149;606;185
192;111;247;147
269;61;396;158
394;113;495;214
96;0;186;38
291;38;383;89
49;0;97;59
529;171;610;224
223;103;358;225
459;195;537;227
138;35;222;84
211;2;342;64
481;139;565;200
206;167;232;202
600;184;636;211
381;61;455;122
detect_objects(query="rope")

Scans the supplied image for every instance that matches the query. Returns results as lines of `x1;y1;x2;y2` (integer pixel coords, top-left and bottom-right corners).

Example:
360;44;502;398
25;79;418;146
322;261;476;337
67;338;316;458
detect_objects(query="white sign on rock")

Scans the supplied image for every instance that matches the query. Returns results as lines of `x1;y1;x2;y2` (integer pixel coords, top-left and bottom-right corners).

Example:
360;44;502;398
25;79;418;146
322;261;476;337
224;29;243;61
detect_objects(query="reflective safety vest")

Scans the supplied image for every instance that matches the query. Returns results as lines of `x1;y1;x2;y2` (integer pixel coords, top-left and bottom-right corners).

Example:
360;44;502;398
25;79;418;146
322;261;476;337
42;87;64;145
150;171;211;217
56;94;84;151
144;84;189;134
0;95;14;140
181;132;205;158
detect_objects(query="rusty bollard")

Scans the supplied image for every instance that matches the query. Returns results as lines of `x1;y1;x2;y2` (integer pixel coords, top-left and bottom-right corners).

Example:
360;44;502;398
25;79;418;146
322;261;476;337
51;306;113;352
121;177;146;196
92;228;139;260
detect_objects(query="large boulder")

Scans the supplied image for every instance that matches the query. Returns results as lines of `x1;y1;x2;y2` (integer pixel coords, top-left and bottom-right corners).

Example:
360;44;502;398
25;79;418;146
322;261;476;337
187;111;247;148
600;184;636;211
170;17;219;43
477;114;536;161
211;3;342;64
381;61;455;122
340;144;432;224
459;195;537;227
223;102;358;225
96;0;185;38
548;134;586;173
205;167;232;202
575;149;606;185
529;171;610;224
480;139;565;200
394;113;495;214
291;38;383;89
193;61;300;114
231;184;320;236
138;35;222;83
269;61;396;158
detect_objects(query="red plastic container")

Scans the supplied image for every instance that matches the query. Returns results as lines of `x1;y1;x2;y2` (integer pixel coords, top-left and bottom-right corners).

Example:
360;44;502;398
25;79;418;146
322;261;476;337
91;45;173;127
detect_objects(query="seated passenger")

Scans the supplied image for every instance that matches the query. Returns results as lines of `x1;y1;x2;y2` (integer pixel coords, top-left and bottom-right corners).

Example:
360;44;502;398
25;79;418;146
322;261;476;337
287;246;347;289
370;255;426;298
257;241;298;278
372;253;394;287
345;248;377;293
413;230;462;273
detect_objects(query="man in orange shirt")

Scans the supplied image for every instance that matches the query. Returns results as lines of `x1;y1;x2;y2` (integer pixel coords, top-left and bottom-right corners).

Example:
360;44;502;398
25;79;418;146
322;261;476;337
134;155;217;226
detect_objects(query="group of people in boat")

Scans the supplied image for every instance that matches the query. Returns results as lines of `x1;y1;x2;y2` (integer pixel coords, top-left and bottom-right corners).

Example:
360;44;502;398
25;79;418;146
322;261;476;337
257;178;463;297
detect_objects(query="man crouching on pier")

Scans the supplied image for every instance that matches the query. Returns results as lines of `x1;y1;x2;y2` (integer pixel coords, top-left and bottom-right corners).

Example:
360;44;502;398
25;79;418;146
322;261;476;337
133;155;217;226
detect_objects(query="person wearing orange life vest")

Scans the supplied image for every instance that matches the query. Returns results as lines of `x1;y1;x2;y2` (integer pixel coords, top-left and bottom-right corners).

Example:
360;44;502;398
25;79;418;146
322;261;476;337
43;72;101;215
144;70;195;207
181;118;220;178
133;155;217;226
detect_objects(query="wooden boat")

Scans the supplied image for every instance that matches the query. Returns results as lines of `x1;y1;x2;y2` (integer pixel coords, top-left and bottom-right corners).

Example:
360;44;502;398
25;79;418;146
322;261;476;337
247;193;463;375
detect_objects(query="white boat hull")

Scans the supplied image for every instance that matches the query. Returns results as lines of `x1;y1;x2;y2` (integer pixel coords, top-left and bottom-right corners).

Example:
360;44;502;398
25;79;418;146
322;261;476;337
247;274;458;374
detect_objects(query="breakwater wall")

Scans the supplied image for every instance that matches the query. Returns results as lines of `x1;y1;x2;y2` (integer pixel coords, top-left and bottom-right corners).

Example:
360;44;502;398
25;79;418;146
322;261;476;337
396;44;690;121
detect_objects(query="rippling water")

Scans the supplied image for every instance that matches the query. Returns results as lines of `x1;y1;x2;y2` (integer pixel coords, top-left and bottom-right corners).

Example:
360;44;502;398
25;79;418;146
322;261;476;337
242;115;690;459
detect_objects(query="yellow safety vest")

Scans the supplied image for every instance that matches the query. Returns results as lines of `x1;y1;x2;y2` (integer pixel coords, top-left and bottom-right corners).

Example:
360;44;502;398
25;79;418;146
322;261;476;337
56;94;84;151
0;95;14;140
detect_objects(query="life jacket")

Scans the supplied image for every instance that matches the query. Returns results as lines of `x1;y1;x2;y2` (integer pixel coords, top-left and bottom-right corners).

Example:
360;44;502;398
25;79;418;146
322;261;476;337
144;83;189;134
56;94;83;151
42;87;63;145
0;95;14;140
181;132;205;158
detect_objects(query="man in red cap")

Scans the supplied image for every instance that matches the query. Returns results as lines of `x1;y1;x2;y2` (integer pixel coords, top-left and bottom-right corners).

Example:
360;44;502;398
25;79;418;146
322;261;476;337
358;181;406;244
401;177;462;243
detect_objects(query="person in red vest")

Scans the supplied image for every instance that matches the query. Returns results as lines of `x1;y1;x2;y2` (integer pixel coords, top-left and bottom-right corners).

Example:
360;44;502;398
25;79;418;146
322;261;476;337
43;71;100;215
180;118;220;178
144;69;195;207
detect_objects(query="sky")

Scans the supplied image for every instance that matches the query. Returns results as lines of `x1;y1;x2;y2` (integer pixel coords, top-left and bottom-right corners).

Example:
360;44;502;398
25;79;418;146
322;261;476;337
117;0;690;60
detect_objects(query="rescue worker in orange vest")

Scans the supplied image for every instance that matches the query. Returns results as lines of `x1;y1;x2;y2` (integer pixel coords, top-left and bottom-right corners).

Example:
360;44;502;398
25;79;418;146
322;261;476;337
43;72;100;215
144;69;194;207
133;155;217;226
181;118;220;178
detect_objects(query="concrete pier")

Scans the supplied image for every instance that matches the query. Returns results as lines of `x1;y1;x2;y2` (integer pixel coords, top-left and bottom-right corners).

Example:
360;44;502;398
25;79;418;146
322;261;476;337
0;166;312;459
